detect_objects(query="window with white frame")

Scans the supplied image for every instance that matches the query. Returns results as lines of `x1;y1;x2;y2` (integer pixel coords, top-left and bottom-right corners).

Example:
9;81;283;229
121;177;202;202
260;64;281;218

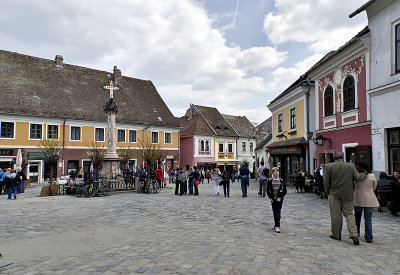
228;143;233;153
250;142;253;152
343;76;355;112
70;126;81;141
242;142;246;152
0;122;14;138
165;132;171;144
129;130;137;143
324;86;334;116
278;113;283;133
95;128;104;142
205;140;210;152
290;107;296;130
200;140;205;152
151;132;159;143
47;125;58;139
30;124;42;139
117;129;125;142
396;23;400;73
219;143;224;153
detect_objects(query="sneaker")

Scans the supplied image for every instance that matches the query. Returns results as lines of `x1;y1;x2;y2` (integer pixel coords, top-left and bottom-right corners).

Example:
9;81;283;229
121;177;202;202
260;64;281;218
275;227;280;233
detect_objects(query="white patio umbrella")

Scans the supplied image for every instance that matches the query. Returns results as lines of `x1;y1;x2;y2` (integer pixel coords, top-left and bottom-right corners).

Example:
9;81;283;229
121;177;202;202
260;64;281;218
16;148;23;170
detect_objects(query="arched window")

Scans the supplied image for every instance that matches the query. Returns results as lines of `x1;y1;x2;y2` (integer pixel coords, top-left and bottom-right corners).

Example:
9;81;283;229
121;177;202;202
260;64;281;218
343;76;355;112
324;86;334;116
205;141;209;152
200;140;204;152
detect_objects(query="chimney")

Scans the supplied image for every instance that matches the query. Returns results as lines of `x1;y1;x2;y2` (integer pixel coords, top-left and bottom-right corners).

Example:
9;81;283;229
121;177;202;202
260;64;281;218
55;55;63;68
113;66;122;83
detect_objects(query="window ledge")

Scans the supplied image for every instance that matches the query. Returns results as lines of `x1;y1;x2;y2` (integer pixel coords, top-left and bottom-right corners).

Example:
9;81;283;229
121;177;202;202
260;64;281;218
288;129;297;134
323;114;336;119
342;108;358;115
276;132;284;137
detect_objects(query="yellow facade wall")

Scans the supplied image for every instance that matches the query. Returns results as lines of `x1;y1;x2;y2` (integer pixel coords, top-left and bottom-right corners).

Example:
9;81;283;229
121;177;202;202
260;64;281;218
0;122;178;149
273;99;305;142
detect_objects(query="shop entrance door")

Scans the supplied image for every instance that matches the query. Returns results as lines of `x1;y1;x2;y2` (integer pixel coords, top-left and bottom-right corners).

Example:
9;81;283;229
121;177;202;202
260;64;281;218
29;163;39;183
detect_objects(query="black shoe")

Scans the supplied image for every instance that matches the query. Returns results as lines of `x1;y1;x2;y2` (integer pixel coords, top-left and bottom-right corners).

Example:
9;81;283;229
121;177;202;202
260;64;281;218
366;240;372;243
330;235;341;240
258;192;262;195
351;237;360;245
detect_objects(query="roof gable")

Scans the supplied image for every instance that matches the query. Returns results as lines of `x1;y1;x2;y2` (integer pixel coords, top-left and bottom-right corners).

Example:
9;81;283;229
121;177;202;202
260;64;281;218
193;105;238;137
178;114;214;136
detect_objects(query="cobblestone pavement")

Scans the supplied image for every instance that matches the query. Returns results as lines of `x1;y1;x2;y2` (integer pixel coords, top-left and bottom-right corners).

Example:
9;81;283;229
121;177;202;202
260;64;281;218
0;180;399;274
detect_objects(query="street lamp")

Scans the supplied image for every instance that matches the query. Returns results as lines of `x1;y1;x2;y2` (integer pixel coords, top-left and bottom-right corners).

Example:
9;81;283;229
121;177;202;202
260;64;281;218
307;132;331;146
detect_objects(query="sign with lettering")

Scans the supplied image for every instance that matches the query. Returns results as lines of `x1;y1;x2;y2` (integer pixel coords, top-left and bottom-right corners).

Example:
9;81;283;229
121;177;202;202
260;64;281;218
269;146;301;155
27;152;46;160
0;149;14;156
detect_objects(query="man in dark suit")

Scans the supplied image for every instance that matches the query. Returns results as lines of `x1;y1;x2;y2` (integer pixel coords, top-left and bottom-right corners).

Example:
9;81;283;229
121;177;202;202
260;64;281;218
324;150;367;245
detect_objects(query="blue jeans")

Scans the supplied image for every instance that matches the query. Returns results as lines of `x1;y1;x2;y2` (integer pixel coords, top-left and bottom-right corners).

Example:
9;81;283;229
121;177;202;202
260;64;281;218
241;176;248;196
188;179;194;194
271;200;283;228
223;180;230;197
354;206;374;241
8;186;17;199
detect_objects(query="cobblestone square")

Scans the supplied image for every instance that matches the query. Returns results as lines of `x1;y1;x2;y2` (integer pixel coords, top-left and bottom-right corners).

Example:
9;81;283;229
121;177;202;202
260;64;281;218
1;180;399;274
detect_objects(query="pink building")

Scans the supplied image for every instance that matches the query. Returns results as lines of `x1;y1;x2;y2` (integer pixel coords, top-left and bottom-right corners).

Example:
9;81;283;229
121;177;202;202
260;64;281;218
308;27;372;167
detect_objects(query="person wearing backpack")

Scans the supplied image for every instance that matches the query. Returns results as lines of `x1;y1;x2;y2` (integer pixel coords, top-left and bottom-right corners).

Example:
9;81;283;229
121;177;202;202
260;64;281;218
256;161;269;197
267;167;287;233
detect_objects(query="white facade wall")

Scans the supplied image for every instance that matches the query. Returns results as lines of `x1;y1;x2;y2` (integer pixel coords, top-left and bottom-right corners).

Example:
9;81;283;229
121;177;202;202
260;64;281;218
237;137;256;172
366;0;400;173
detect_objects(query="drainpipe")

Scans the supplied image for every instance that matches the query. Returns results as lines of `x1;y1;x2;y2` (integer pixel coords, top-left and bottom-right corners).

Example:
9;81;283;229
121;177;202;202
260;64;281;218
62;118;66;176
305;84;311;173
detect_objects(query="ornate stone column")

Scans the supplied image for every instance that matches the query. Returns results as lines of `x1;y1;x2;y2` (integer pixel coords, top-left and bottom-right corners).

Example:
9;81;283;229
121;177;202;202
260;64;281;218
100;80;121;178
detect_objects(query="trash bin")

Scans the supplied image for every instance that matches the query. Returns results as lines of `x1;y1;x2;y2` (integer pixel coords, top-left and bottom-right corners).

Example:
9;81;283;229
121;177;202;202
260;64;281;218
17;181;25;193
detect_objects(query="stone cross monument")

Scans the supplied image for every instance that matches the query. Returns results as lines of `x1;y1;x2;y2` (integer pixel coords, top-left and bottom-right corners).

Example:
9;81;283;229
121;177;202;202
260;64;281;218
100;80;121;177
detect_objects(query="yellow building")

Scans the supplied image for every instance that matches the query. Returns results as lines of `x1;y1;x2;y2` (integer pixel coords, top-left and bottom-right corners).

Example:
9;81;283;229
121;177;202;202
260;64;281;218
267;78;316;183
0;50;180;183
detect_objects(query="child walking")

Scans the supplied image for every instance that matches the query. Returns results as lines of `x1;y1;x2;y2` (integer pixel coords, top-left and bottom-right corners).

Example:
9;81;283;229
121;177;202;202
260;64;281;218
266;167;287;233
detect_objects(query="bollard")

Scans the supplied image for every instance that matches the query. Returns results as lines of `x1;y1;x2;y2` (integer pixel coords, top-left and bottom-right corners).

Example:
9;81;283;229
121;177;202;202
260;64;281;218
135;176;139;192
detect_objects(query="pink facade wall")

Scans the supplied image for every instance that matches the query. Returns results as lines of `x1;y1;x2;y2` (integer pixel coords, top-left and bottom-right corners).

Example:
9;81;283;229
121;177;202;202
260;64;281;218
180;136;214;168
316;54;371;165
180;137;195;168
318;55;368;129
316;124;371;157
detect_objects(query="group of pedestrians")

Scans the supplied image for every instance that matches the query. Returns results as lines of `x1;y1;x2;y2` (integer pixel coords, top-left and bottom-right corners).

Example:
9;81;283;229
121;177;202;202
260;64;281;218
0;168;26;199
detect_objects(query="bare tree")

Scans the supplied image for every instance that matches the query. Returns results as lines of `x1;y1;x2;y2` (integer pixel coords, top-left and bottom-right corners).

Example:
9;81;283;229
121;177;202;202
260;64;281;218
87;141;105;178
37;139;62;185
118;146;132;172
140;136;161;169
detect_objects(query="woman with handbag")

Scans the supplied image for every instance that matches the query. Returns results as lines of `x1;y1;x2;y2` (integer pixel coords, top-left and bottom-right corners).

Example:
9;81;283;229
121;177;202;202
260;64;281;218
193;166;200;196
211;164;220;196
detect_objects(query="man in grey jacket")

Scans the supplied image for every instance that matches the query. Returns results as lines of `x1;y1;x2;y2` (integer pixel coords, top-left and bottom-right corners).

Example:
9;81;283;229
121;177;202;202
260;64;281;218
324;150;367;245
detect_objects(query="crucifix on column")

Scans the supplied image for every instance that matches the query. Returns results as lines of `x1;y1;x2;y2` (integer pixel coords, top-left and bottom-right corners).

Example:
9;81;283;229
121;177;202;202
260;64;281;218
104;80;119;99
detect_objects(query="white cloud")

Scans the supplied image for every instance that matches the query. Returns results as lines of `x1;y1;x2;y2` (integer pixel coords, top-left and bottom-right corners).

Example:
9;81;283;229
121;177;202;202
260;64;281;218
263;0;368;53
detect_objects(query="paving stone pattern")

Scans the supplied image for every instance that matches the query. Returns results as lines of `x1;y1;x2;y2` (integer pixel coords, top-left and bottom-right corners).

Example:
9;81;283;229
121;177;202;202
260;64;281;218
0;181;399;274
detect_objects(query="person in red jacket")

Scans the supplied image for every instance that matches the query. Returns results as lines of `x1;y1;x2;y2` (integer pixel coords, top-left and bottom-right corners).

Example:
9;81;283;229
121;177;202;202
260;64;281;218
155;166;164;188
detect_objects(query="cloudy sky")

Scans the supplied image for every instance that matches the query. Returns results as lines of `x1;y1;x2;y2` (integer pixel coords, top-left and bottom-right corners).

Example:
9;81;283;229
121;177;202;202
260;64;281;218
0;0;368;123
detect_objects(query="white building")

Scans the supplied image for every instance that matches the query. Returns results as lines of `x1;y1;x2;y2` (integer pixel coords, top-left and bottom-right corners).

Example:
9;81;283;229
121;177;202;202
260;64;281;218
350;0;400;174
